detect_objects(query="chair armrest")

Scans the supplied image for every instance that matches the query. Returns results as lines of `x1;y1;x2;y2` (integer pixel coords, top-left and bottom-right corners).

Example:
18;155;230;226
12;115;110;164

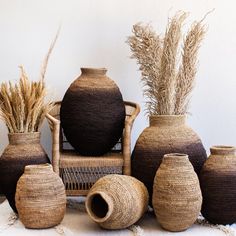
46;114;60;175
122;102;140;175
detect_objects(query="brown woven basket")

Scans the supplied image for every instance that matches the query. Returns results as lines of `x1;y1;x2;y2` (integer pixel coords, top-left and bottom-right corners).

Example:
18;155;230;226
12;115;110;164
85;174;149;229
200;146;236;225
132;115;207;203
15;164;66;229
153;153;202;232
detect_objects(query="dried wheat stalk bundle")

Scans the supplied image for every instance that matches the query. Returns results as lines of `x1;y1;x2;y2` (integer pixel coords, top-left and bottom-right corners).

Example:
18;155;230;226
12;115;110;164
127;12;206;115
0;29;59;133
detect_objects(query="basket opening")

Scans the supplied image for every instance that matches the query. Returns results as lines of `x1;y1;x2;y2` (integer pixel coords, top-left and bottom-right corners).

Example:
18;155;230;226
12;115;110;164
212;145;234;149
90;194;109;219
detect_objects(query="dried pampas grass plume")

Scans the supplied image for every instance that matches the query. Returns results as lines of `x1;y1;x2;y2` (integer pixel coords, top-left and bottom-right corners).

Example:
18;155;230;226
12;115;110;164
127;11;207;115
0;29;59;133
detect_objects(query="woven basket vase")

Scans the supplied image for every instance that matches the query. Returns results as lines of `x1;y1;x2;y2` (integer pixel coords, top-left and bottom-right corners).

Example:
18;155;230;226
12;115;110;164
132;115;206;202
85;174;149;229
0;132;49;212
200;146;236;225
153;153;202;232
60;67;125;156
15;164;66;229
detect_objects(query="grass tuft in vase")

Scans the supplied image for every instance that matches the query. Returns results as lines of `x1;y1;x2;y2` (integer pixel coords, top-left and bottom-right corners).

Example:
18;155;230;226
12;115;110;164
127;12;208;202
0;29;59;212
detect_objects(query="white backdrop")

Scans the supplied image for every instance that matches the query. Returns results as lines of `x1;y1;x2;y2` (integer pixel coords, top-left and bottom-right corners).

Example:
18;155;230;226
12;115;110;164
0;0;235;157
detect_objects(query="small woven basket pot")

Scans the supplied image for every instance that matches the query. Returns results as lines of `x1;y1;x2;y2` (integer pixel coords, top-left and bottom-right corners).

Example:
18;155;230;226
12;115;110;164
85;174;149;229
153;153;202;232
15;164;66;229
200;146;236;225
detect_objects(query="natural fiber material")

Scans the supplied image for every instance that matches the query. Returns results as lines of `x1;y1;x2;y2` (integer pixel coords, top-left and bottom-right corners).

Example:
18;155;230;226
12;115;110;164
85;174;149;230
0;132;49;212
127;12;206;115
200;146;236;225
15;164;66;229
0;29;59;133
153;153;202;232
132;115;206;202
60;68;126;156
46;101;140;195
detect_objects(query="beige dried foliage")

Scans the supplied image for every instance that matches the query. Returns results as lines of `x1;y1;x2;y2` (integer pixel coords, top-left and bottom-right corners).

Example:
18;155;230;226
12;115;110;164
175;21;206;114
127;12;206;115
0;30;59;133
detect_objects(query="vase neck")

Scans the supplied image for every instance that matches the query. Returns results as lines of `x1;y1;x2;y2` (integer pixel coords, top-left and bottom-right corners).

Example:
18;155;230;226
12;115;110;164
80;68;107;77
210;146;236;156
8;132;41;145
149;115;186;127
24;164;52;174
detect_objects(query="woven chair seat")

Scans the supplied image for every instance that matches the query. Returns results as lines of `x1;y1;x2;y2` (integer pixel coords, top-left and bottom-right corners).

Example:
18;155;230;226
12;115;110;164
46;101;140;196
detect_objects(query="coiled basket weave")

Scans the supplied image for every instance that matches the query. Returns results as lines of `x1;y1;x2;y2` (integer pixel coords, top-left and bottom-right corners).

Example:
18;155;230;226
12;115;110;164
15;164;66;229
152;153;202;232
200;146;236;225
85;174;149;229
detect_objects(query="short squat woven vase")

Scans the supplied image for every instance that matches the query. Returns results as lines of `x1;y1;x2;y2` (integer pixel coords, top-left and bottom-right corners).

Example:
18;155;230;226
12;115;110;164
132;115;207;201
85;174;149;229
153;153;202;232
15;164;66;229
60;67;126;156
0;132;49;212
200;146;236;225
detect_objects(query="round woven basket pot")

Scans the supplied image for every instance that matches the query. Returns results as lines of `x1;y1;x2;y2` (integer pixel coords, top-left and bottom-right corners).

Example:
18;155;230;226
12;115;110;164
153;153;202;232
200;146;236;225
15;164;66;229
60;67;126;156
85;174;149;229
132;115;207;202
0;132;49;212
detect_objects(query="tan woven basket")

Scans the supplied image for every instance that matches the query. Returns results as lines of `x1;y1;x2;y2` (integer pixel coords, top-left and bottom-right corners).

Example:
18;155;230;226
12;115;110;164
152;153;202;232
85;174;149;229
15;164;66;229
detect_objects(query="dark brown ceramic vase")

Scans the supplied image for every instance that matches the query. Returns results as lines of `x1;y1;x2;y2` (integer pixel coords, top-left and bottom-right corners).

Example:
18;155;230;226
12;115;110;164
132;115;207;200
0;132;49;212
60;68;125;156
200;146;236;225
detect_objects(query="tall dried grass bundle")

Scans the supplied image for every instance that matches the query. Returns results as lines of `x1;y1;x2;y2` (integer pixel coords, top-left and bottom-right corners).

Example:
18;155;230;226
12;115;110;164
0;30;59;133
127;12;206;115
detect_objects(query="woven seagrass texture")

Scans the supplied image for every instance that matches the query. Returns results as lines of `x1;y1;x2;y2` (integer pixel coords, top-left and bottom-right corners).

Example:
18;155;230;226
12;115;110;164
60;67;126;156
200;146;236;225
132;115;206;202
0;132;49;212
15;164;66;229
46;100;140;196
153;153;202;232
85;174;149;229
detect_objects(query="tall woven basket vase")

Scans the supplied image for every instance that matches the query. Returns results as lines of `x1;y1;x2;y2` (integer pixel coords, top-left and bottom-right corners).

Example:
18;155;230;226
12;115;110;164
15;164;66;229
0;132;49;212
60;67;126;156
200;146;236;225
153;153;202;232
85;174;149;229
132;115;206;201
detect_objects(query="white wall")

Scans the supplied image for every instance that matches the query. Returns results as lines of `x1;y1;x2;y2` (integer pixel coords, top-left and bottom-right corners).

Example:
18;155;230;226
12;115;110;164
0;0;235;157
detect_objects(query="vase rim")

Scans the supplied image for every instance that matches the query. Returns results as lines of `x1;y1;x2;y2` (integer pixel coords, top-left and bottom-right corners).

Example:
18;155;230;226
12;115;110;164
210;145;236;155
86;191;113;223
211;145;236;150
8;131;40;136
25;163;52;171
164;153;188;159
81;67;107;73
149;114;186;118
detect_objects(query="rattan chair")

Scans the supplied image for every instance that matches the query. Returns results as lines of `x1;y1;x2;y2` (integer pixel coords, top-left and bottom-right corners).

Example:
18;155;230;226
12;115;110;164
46;101;140;196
